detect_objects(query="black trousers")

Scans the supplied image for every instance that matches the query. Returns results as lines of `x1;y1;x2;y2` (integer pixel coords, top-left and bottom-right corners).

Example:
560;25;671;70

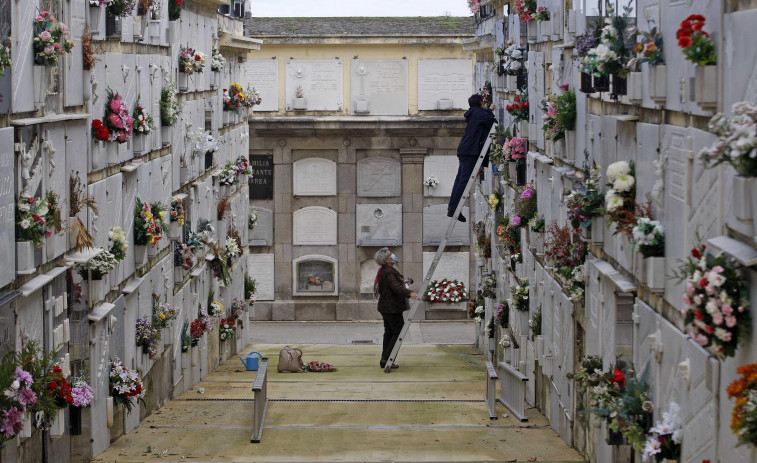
381;313;405;362
448;155;479;213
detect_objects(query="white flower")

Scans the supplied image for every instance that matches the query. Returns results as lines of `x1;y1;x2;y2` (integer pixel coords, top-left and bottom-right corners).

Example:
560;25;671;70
613;174;635;193
705;299;718;314
593;44;618;64
606;161;631;183
707;271;726;287
642;437;662;459
605;191;623;212
18;203;30;212
20;219;31;229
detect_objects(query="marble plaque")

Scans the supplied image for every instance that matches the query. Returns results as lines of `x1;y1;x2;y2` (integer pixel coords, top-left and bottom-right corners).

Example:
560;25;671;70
356;204;402;246
285;59;343;111
422;251;469;289
417;59;473;111
247;254;274;301
249;206;273;246
243;59;279;112
293;158;337;196
0;128;13;289
357;157;401;197
423;155;459;197
293;206;337;245
423;204;470;246
351;59;408;116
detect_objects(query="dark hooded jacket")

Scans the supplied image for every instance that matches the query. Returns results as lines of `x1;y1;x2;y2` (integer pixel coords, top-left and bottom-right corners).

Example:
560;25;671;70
376;264;412;314
457;106;496;158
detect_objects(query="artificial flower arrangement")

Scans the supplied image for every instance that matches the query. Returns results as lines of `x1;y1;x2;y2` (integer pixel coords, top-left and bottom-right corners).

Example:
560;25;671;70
107;0;136;17
489;125;511;168
0;37;11;77
630;21;664;67
467;0;481;14
545;220;586;272
244;274;257;306
32;11;74;67
178;46;205;74
487;192;501;211
531;6;550;22
727;362;757;447
512;184;537;227
45;191;63;235
189;318;205;346
16;195;51;245
223;83;246;112
478;80;492;108
502;42;526;76
425;279;468;304
219;161;239;186
91;119;109;142
132;97;154;134
541;85;576;141
236;156;251;175
230;297;247;329
631;217;665;258
424;176;440;188
472;222;492;259
468;292;484;320
579;4;636;78
244;84;262;107
102;89;134;143
676;14;716;66
109;360;145;414
225;236;241;260
496;216;520;252
69;376;94;408
700;101;757;177
0;364;37;444
510;278;529;311
46;366;73;408
108;226;128;261
672;242;751;359
210;48;225;72
69;174;97;252
506;88;529;123
206;242;232;286
473;304;485;323
168;0;181;20
642;402;682;462
160;78;182;126
529;214;545;232
75;247;117;280
503;136;528;161
495;301;508;328
134;197;164;248
151;294;177;331
604;160;637;237
135;318;160;359
528;306;541;341
565;157;603;232
557;264;586;303
248;211;258;230
197;218;214;244
514;0;536;23
218;318;236;342
481;273;496;299
174;241;196;270
574;22;600;58
170;197;185;226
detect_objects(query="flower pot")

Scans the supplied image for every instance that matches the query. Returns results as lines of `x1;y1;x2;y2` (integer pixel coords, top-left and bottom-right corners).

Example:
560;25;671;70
105;13;121;40
593;74;610;93
180;166;191;185
649;64;666;103
579;72;595;94
695;65;717;110
515;159;526;186
174;266;185;284
211;71;219;89
106;140;118;163
611;75;627;96
69;406;82;436
161;125;172;147
134;244;148;266
292;97;307;110
538;20;551;40
507;161;517;181
223;111;231;126
178;72;189;92
132;133;147;154
191;345;199;367
488;337;496;352
89;6;102;34
33;65;48;108
307;284;324;291
133;16;145;41
181;351;189;369
170;221;182;240
627;72;642;102
646;256;665;292
581;225;591;241
91;139;106;170
216;220;227;241
148;242;159;258
591;216;604;245
16;242;36;275
167;20;177;43
50;408;65;438
533;231;545;256
518;120;528;137
83;69;92;101
527;21;537;42
19;412;32;438
106;397;114;428
90;278;108;302
564;130;575;163
606;428;627;446
148;20;160;38
163;321;173;347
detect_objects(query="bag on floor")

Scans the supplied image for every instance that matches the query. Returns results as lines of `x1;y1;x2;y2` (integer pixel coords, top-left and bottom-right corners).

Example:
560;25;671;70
278;346;305;373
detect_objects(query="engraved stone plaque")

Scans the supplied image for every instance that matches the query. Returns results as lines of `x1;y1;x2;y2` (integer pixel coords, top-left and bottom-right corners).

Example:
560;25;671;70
242;59;278;112
0;128;13;288
248;206;273;246
417;59;473;111
246;254;274;301
423;155;459;197
285;59;343;111
356;204;402;246
293;206;337;245
422;252;469;289
351;59;408;116
423;204;470;246
357;157;401;197
249;154;274;200
293;158;337;196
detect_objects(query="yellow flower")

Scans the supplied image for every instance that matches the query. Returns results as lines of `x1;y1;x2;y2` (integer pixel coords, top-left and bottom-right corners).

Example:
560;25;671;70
178;219;185;226
159;313;166;319
159;211;166;221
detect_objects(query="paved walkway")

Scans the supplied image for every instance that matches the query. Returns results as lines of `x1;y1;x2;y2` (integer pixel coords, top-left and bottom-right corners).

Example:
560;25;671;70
94;322;582;462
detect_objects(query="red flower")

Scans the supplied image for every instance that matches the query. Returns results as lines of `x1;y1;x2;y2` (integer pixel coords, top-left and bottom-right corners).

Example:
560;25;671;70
691;21;704;32
48;382;57;390
514;96;520;102
611;369;626;388
681;20;692;30
699;277;708;288
705;325;715;334
694;309;704;320
92;119;103;128
687;14;705;22
678;37;693;48
691;247;701;259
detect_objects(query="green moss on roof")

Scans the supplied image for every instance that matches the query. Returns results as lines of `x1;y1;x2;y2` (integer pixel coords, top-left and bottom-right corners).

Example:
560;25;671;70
246;17;474;37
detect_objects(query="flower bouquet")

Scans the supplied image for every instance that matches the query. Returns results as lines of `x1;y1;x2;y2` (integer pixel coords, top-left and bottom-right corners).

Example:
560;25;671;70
673;243;751;359
32;11;74;67
531;6;550;21
109;360;145;413
108;226;128;261
236;156;251;175
579;5;636;79
510;278;529;311
700;101;757;177
75;248;117;280
107;0;135;17
528;215;545;232
503;137;528;161
631;218;664;258
46;366;73;408
103;89;134;143
604;161;637;236
219;318;236;342
515;0;536;23
178;46;205;74
0;37;11;77
565;158;603;232
210;48;225;72
16;195;51;245
727;362;757;447
307;361;336;372
223;83;246;113
478;80;492;108
642;402;682;462
528;306;541;341
676;15;716;66
506;89;529;123
502;43;526;76
189;319;205;346
487;192;501;211
134;197;163;248
541;85;576;141
424;176;439;188
170;197;185;225
135;318;160;359
159;78;182;127
132;98;154;134
495;302;508;328
425;279;468;304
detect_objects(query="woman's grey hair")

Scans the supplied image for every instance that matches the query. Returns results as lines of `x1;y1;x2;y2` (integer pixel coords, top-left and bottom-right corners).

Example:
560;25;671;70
374;247;391;266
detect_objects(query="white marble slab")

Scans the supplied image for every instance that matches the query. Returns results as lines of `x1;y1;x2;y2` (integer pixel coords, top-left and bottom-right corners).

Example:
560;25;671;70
351;59;408;116
293;206;337;245
293;157;337;196
356;204;402;246
423;155;459;197
246;253;274;301
422;251;469;289
417;59;473;110
357;157;402;197
285;59;343;111
243;59;279;112
423;204;471;246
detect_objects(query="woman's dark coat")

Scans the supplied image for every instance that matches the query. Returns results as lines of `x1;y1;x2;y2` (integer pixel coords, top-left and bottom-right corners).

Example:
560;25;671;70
377;264;412;314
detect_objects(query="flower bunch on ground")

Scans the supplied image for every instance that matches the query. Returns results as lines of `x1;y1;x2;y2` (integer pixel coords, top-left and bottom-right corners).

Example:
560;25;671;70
642;402;682;462
727;362;757;447
16;195;51;245
109;360;145;413
541;85;576;141
307;361;335;372
676;14;716;66
32;11;73;67
700;101;757;177
631;218;665;258
425;279;468;304
108;226;128;261
103;89;134;143
674;243;751;359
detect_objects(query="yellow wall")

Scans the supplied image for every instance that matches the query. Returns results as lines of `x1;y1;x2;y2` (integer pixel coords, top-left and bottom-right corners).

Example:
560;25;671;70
247;41;475;115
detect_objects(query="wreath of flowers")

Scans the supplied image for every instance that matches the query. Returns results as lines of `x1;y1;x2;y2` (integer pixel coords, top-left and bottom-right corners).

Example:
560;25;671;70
425;279;468;304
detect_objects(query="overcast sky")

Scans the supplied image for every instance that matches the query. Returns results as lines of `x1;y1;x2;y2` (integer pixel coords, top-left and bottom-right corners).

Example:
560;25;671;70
251;0;472;17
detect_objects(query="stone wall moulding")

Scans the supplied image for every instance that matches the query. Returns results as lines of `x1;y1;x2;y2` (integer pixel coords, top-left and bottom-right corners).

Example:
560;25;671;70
293;157;337;196
292;254;338;296
351;59;408;116
293;206;338;245
356;157;402;197
417;59;473;111
285;59;343;111
356;204;402;246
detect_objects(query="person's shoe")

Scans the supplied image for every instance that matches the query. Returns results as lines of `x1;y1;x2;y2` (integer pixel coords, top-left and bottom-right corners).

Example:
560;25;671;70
379;361;399;369
447;210;467;223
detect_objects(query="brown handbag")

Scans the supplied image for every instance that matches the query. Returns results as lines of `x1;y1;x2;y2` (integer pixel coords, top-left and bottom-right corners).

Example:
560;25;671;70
277;346;305;373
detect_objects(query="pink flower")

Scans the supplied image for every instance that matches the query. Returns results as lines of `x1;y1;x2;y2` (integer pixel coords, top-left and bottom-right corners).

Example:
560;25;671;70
43;46;54;56
116;132;126;142
682;294;692;306
712;265;724;273
109;98;121;112
738;306;745;312
725;316;737;328
694;334;708;346
512;216;522;227
705;284;714;295
711;311;723;325
721;331;733;342
520;188;534;199
108;113;124;129
0;407;24;437
722;305;733;315
17;388;37;407
685;282;695;294
39;31;51;41
560;84;570;91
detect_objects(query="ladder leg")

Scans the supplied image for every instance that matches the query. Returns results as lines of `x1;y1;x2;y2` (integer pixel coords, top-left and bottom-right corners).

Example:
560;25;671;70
384;124;498;373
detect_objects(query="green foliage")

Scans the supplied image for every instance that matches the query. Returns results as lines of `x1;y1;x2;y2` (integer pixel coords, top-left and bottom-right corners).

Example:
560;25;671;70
244;274;257;300
107;0;137;18
168;0;181;20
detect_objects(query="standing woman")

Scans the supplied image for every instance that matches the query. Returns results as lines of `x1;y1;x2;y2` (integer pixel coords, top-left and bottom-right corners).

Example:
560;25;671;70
374;247;417;369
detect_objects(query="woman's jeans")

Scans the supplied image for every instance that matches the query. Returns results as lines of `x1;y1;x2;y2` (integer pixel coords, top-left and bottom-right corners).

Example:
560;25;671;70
381;313;405;362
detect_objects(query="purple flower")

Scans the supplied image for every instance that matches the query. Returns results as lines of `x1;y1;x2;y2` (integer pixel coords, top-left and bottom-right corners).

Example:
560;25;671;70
520;188;533;199
512;216;522;227
15;368;33;386
16;388;37;407
0;407;24;438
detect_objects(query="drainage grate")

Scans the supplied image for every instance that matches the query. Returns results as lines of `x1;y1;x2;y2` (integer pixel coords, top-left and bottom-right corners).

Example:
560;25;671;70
180;398;484;403
350;339;376;344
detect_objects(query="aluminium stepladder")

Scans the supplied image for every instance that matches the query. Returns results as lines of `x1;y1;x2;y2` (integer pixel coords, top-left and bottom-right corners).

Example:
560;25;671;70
384;123;498;373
